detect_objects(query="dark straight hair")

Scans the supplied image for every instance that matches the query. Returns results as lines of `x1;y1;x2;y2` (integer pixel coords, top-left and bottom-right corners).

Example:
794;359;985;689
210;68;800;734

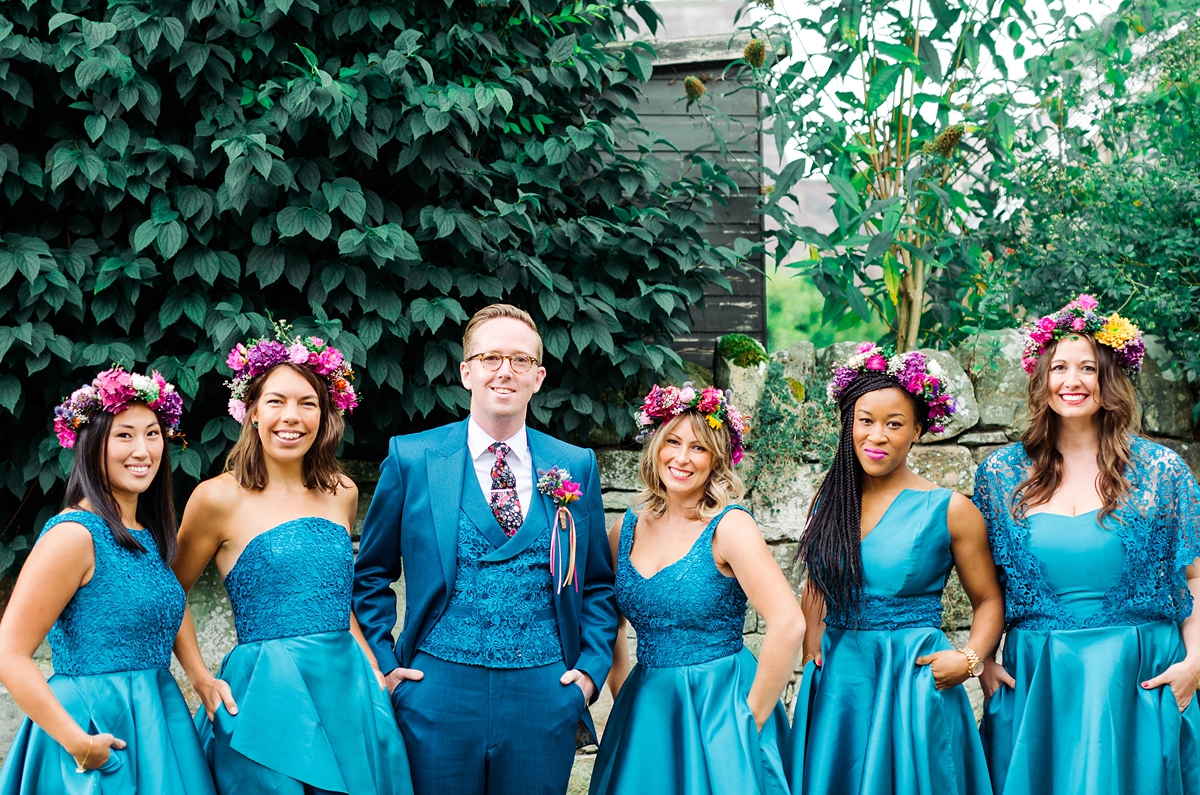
62;406;177;563
799;372;929;616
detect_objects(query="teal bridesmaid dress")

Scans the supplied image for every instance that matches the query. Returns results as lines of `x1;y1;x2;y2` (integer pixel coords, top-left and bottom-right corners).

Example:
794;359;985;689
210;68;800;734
975;439;1200;795
788;488;992;795
0;511;216;795
589;506;790;795
195;518;413;795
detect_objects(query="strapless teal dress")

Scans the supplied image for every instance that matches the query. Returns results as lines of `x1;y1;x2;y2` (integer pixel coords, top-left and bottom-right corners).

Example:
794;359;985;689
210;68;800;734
195;518;413;795
589;506;790;795
982;512;1200;795
788;488;991;795
0;511;215;795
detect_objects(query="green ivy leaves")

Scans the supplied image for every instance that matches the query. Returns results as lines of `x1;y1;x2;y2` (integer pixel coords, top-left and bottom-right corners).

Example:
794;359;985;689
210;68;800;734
0;0;752;547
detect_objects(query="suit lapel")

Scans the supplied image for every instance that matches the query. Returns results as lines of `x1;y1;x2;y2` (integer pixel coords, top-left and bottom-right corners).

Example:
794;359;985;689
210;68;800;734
426;419;469;589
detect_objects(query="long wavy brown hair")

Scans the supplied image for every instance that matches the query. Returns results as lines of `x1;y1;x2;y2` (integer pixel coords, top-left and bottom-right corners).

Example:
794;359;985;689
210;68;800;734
1013;335;1140;522
224;363;345;493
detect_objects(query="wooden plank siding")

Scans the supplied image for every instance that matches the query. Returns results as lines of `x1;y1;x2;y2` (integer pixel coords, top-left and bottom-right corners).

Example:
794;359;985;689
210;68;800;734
612;35;767;368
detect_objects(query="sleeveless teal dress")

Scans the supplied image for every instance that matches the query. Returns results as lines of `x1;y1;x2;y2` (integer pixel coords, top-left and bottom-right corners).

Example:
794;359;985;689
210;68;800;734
976;440;1200;795
0;511;215;795
788;488;992;795
589;506;790;795
195;518;413;795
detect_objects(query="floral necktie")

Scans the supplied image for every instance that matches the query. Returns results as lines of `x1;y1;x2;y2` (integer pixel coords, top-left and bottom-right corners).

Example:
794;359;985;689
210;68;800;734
488;442;523;537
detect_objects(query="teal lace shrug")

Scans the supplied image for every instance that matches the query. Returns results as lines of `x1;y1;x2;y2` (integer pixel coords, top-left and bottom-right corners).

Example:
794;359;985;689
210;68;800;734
974;437;1200;630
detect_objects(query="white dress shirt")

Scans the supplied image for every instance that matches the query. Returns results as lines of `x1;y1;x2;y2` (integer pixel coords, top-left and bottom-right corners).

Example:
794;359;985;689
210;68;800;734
467;416;532;520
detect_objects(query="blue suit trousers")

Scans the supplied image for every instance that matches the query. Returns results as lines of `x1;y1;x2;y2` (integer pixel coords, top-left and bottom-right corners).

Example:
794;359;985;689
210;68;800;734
392;652;585;795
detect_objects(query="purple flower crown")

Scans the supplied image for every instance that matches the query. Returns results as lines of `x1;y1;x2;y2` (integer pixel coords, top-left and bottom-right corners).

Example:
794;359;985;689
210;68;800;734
826;342;957;434
53;367;183;449
225;320;358;423
1019;294;1144;376
636;382;748;465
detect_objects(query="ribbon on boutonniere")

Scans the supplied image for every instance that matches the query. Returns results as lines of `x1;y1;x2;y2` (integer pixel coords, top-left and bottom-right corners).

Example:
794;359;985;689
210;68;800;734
537;467;582;594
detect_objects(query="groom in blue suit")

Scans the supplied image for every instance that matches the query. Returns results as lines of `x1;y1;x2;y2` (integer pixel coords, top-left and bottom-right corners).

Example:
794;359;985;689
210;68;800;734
353;304;619;795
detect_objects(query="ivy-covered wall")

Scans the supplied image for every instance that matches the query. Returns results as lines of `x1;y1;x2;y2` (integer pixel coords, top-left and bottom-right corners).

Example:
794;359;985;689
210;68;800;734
0;0;759;553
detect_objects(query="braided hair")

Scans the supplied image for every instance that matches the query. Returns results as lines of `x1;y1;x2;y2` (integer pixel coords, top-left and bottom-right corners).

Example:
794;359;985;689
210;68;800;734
799;371;931;617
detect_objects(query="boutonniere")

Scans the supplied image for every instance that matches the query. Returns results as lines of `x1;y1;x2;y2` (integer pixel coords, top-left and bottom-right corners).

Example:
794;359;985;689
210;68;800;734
538;467;581;594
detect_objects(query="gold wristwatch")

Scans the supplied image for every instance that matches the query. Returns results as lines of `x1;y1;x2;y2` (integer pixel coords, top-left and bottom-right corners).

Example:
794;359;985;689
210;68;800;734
958;646;984;678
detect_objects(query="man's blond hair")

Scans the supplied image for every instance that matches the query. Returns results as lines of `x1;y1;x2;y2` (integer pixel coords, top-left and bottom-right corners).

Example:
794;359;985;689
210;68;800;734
461;304;543;361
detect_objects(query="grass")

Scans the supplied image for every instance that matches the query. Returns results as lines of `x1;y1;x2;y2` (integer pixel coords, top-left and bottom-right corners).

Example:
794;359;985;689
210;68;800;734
765;266;889;353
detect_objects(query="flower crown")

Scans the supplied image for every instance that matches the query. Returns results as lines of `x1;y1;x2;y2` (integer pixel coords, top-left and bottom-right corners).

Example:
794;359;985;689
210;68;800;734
1019;294;1144;376
825;342;958;434
225;320;359;423
53;367;183;449
635;382;748;465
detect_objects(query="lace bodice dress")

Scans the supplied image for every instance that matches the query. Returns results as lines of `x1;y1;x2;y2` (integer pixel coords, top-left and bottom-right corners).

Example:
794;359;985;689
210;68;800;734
615;506;748;668
974;440;1200;795
590;506;790;795
788;488;991;795
195;517;413;795
0;510;215;795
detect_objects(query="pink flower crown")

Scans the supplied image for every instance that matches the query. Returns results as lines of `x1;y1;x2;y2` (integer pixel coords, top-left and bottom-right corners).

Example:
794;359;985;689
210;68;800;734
1019;294;1144;376
53;367;183;449
225;320;359;423
826;342;958;434
635;382;748;465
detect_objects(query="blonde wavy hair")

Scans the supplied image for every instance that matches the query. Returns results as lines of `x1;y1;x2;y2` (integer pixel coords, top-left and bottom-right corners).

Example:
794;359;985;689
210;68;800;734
634;412;746;521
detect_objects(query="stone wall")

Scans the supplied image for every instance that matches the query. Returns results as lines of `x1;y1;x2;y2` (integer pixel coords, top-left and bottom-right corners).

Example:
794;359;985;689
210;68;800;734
0;330;1195;782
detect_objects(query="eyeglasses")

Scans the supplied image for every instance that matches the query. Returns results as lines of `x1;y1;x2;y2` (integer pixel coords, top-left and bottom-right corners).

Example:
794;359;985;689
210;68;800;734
465;352;539;374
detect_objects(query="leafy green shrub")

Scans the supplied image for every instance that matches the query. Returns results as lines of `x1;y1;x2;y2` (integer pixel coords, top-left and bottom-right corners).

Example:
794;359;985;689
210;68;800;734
744;361;837;507
933;12;1200;387
0;0;756;539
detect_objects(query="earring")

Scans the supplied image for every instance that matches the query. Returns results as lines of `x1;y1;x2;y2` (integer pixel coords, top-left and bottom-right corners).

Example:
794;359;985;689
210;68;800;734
252;420;258;428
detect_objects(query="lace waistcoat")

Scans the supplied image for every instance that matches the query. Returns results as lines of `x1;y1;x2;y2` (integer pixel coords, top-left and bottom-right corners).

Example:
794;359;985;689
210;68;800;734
420;461;560;669
615;506;748;668
224;517;353;643
42;511;185;676
974;438;1200;630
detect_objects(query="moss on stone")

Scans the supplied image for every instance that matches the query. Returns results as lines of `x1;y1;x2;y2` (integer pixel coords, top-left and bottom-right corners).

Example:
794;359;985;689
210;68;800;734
785;377;806;403
718;333;768;368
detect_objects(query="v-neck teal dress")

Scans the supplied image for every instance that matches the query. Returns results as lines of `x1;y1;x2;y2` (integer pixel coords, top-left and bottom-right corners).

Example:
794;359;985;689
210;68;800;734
589;506;790;795
788;488;992;795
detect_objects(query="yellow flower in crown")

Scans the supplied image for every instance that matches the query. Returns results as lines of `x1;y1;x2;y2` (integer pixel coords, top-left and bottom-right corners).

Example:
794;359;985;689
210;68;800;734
1095;313;1139;350
706;414;723;429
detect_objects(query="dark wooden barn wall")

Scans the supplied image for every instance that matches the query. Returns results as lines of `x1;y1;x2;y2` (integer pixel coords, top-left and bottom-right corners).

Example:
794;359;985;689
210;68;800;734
616;44;766;368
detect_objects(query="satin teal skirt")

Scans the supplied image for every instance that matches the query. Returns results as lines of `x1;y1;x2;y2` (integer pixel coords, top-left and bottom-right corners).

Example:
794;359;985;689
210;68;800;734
589;646;790;795
789;627;991;795
0;668;215;795
195;630;413;795
982;620;1200;795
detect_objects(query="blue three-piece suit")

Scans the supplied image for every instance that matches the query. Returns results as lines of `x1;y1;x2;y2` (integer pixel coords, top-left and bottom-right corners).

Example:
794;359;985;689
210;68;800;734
353;417;619;795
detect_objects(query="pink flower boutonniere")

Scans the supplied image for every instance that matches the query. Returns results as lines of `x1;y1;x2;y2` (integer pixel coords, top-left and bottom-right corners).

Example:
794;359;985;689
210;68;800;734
538;467;582;594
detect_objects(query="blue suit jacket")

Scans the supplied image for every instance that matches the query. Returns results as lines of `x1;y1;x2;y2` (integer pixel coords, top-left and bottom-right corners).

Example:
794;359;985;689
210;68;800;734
352;418;619;701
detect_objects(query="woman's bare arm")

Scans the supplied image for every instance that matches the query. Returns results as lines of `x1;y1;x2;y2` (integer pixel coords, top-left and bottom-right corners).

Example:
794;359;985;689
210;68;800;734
0;522;126;768
714;510;805;728
604;519;632;698
171;479;237;719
